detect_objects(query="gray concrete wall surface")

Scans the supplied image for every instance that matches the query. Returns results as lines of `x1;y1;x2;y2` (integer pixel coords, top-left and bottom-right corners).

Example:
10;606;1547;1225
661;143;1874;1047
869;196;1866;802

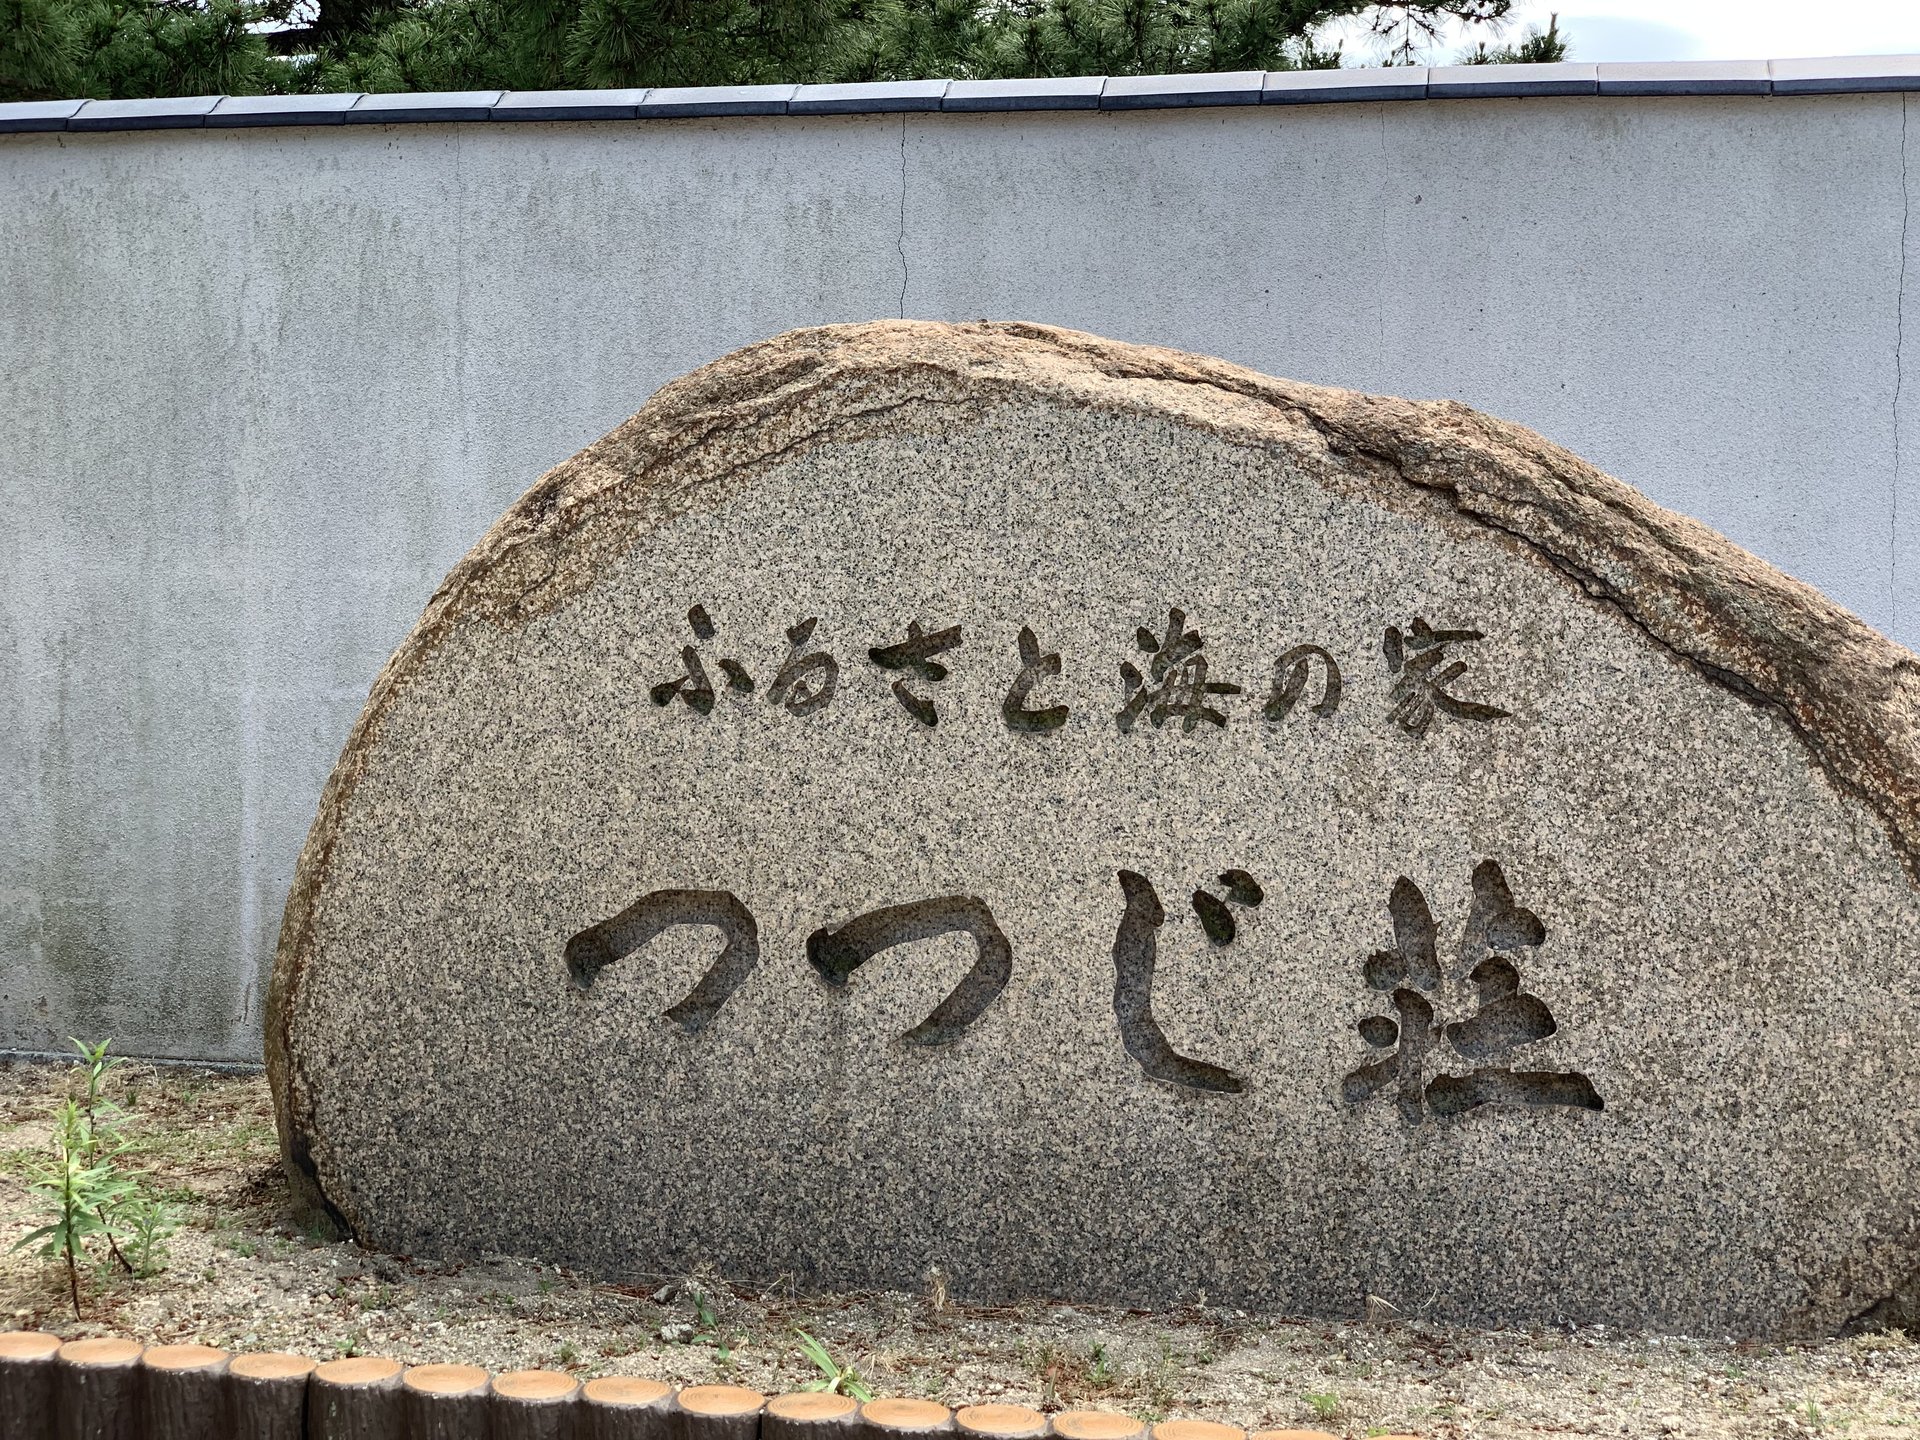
1;88;1913;1062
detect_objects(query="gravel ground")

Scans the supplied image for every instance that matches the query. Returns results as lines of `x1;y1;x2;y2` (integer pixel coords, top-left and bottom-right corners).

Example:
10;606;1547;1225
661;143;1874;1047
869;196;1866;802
2;1058;1916;1439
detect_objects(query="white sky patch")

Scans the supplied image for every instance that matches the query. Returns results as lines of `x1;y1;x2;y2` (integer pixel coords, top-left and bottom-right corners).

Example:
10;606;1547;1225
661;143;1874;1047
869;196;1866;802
1323;0;1920;65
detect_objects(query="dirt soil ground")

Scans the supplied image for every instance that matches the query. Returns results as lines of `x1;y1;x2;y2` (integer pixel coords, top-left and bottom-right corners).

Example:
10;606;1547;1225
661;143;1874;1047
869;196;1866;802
2;1059;1915;1439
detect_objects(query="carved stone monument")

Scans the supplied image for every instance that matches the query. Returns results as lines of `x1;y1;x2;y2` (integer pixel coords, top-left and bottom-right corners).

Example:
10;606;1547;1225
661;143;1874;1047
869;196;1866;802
269;322;1920;1336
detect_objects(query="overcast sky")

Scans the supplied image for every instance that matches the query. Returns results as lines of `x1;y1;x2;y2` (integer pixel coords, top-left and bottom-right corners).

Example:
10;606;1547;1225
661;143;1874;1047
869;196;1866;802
1324;1;1920;66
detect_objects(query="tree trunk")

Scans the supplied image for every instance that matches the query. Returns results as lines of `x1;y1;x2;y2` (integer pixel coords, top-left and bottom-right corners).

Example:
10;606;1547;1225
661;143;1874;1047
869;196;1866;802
489;1368;582;1440
53;1337;144;1440
859;1399;955;1440
0;1332;61;1440
955;1406;1048;1440
672;1384;767;1440
228;1352;318;1440
140;1344;230;1440
308;1355;406;1439
764;1391;860;1440
403;1363;492;1439
580;1375;673;1440
1052;1416;1149;1440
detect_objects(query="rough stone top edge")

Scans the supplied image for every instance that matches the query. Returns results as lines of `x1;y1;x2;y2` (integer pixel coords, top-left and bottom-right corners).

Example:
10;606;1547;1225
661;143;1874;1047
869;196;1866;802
8;57;1920;133
263;317;1920;1211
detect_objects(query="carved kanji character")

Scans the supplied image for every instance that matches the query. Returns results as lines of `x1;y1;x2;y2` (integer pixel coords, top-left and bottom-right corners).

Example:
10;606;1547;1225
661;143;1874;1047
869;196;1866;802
767;617;839;717
1383;617;1510;737
1263;643;1342;722
650;605;755;715
869;619;963;726
1001;625;1069;733
806;896;1011;1045
1342;861;1603;1124
1116;607;1242;733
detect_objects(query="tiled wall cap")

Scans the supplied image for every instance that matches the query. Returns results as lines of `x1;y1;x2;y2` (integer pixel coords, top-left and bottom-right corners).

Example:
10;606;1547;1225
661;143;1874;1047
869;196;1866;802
1102;70;1264;108
1262;67;1427;103
1428;60;1599;97
943;76;1105;111
789;79;949;113
492;88;645;120
206;93;361;126
0;98;87;132
1772;54;1920;93
1596;59;1770;95
68;95;221;129
345;90;503;123
635;83;797;117
1050;1415;1147;1440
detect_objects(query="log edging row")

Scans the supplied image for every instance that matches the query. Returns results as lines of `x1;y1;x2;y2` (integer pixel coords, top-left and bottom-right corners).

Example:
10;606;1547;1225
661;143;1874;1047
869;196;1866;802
1;1331;1417;1439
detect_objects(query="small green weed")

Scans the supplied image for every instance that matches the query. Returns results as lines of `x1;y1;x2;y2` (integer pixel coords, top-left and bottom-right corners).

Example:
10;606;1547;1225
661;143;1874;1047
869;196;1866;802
1303;1392;1341;1422
10;1039;177;1315
795;1328;873;1401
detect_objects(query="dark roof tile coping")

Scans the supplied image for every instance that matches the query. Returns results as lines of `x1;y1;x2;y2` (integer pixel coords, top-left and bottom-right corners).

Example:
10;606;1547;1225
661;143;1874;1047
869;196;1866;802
8;56;1920;133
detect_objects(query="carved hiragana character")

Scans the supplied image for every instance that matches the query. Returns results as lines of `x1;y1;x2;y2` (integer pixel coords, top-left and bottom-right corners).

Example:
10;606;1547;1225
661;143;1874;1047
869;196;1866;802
1263;643;1342;723
564;889;759;1034
767;617;839;717
806;896;1011;1045
1001;625;1069;733
1116;607;1242;733
1191;868;1264;945
1383;618;1510;737
869;619;963;726
650;605;755;715
1110;869;1248;1093
1342;861;1602;1123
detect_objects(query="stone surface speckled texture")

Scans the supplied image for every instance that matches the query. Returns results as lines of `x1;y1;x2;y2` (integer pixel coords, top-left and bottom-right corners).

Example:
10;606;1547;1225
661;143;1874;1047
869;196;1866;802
269;322;1920;1337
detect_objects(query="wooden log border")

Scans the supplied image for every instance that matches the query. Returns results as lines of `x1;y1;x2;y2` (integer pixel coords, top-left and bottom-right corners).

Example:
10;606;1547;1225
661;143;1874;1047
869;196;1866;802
0;1330;1420;1439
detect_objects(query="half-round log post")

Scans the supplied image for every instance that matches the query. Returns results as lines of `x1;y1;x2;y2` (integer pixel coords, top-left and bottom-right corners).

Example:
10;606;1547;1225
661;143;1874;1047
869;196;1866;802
671;1383;766;1440
490;1368;582;1440
579;1376;673;1440
1249;1431;1341;1440
860;1397;954;1440
403;1363;491;1439
954;1406;1046;1440
228;1352;318;1440
1052;1413;1146;1440
54;1337;144;1440
0;1331;61;1440
763;1391;859;1440
141;1344;230;1440
309;1355;406;1439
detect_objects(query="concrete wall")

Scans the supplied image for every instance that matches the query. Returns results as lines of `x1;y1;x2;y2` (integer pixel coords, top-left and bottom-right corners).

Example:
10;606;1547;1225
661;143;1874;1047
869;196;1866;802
2;87;1913;1062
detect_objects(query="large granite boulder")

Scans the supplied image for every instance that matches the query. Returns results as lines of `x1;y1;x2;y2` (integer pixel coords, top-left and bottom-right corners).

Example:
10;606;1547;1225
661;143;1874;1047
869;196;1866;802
269;322;1920;1336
